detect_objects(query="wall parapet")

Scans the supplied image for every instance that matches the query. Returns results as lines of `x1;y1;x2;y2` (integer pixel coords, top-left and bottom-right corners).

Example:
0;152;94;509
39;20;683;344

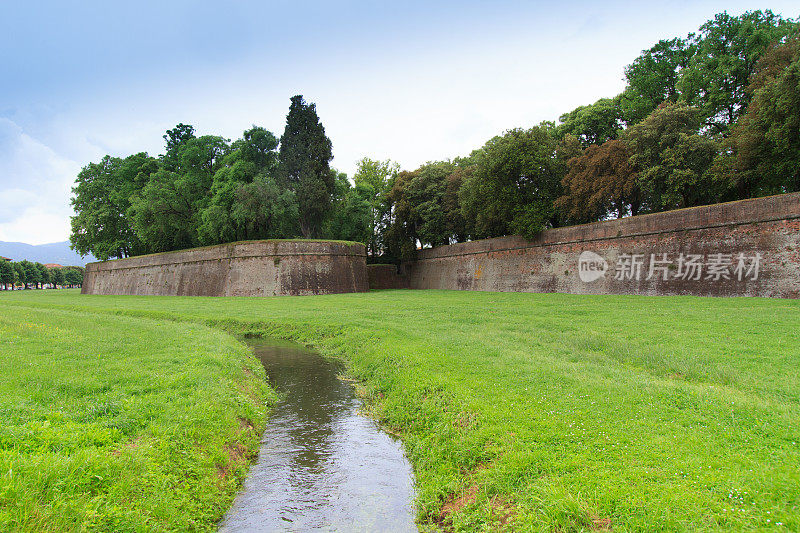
81;194;800;299
83;240;368;297
416;193;800;260
402;193;800;298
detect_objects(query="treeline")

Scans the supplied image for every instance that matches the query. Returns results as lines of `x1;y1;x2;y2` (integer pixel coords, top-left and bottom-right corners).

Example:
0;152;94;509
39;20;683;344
0;259;84;290
378;10;800;260
71;96;343;260
71;11;799;263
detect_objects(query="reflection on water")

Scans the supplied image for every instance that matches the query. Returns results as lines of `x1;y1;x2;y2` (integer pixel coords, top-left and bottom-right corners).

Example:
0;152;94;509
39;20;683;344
219;339;417;532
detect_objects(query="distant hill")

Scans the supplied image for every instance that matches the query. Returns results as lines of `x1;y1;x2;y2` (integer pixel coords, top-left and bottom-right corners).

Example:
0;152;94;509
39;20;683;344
0;241;96;266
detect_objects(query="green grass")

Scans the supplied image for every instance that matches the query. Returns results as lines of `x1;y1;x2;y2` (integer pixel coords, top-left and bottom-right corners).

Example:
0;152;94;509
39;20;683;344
0;300;275;531
1;289;799;532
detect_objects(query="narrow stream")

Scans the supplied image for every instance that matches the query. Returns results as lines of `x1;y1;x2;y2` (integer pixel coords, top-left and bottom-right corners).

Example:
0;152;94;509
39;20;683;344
219;339;417;532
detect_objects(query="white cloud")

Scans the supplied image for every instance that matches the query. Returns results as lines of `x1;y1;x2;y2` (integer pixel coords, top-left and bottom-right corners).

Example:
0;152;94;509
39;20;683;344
0;118;81;244
0;207;71;245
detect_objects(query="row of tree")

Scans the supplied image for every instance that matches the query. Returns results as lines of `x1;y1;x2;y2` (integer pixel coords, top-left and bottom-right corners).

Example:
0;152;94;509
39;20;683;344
0;259;84;290
71;10;799;264
373;10;800;259
71;96;339;260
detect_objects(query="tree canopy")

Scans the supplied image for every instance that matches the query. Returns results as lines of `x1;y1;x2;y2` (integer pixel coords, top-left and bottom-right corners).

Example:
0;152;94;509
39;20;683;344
70;11;799;264
278;95;334;237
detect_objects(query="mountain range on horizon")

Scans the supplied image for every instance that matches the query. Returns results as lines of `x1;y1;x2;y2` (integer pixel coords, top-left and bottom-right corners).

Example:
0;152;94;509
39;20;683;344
0;241;96;267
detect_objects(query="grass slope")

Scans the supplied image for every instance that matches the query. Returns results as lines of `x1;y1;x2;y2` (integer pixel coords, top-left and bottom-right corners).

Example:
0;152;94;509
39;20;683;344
0;303;275;531
1;289;799;532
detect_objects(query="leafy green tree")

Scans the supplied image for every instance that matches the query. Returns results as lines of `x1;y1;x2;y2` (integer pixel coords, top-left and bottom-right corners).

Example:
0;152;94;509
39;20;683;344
0;259;13;290
625;104;720;211
19;260;39;289
325;173;372;245
460;125;565;239
384;171;420;261
413;162;466;246
50;267;66;288
678;10;797;133
70;153;156;260
198;127;281;245
162;123;196;169
63;267;84;288
13;263;25;289
230;175;299;239
234;126;280;170
35;263;50;289
383;160;472;259
622;38;696;124
556;139;641;223
129;135;229;252
557;96;624;146
352;158;399;257
197;158;259;245
713;35;800;198
278;95;334;237
442;164;471;243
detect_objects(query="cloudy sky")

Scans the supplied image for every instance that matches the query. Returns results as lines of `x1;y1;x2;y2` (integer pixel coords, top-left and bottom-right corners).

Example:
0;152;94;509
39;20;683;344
1;1;797;245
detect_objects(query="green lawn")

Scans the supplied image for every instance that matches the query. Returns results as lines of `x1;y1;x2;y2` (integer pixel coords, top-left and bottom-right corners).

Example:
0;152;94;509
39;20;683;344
0;298;275;531
1;289;798;532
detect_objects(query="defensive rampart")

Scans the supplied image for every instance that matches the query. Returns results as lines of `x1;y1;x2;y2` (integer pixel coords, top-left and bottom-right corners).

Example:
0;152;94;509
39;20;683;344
397;193;800;298
82;240;368;297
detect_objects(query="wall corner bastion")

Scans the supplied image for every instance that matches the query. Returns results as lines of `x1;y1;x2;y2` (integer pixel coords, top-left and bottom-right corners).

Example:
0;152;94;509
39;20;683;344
82;240;369;297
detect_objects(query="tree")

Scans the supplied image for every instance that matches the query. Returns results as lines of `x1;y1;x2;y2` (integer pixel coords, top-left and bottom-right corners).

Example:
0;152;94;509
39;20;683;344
197;158;260;245
50;267;65;288
70;153;156;260
234;126;280;170
382;160;472;259
384;171;420;261
352;158;398;257
13;263;25;289
413;162;466;247
129;135;229;252
198;126;282;245
557;96;625;146
35;263;50;289
622;37;696;124
19;260;39;289
278;95;334;237
163;124;196;156
713;35;800;198
230;175;299;239
556;139;641;223
625;104;721;211
442;164;471;243
0;260;13;290
63;267;84;288
678;10;797;134
460;125;565;239
325;173;372;245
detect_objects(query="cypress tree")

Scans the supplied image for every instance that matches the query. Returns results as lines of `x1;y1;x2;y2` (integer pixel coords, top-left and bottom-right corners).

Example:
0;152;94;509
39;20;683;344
278;95;334;237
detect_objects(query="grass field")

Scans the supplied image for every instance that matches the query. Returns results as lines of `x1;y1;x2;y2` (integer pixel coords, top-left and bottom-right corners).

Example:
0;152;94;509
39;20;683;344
0;298;275;531
1;289;798;532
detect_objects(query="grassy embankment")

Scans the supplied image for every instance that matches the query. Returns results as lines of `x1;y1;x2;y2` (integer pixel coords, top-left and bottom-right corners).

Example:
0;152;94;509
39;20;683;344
0;300;275;531
1;289;799;532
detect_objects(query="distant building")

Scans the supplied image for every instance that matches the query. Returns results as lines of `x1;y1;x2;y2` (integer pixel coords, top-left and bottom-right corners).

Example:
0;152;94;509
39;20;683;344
0;256;10;262
44;263;63;269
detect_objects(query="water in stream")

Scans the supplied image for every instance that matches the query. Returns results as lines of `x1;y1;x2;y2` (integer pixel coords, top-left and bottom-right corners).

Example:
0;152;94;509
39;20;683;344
219;339;417;532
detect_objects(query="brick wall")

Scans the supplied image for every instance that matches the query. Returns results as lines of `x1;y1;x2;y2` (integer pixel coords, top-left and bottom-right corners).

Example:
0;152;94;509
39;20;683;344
82;240;368;297
400;193;800;298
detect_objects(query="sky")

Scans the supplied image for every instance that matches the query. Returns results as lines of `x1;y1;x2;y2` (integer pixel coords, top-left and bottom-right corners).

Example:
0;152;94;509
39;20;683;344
1;1;798;245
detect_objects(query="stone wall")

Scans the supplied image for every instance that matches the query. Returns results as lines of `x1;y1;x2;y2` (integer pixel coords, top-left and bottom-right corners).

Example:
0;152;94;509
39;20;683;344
367;264;409;290
82;240;368;297
400;193;800;298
